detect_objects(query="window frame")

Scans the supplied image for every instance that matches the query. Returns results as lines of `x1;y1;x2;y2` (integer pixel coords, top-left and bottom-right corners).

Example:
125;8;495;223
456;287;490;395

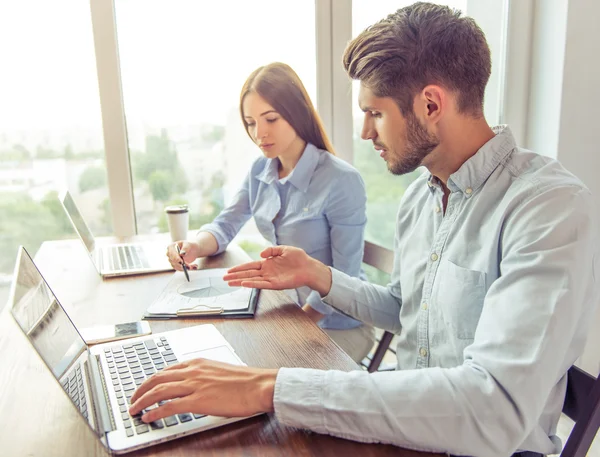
89;0;530;237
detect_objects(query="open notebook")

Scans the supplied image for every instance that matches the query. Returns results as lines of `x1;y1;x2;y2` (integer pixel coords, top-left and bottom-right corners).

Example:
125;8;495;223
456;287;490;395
144;268;259;319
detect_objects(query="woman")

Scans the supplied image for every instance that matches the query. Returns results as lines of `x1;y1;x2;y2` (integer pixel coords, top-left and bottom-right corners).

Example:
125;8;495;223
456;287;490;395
167;62;374;362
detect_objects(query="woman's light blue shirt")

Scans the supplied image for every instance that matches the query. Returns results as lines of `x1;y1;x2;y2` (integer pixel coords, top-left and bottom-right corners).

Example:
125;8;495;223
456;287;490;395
200;143;367;329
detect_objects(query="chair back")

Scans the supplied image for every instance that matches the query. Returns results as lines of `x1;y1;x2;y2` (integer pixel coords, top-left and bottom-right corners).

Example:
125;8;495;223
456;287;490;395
560;365;600;457
363;241;394;275
362;241;395;373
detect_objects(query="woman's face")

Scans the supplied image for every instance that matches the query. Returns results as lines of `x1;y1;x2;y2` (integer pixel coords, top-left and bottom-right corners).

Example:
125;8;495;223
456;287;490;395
242;92;300;159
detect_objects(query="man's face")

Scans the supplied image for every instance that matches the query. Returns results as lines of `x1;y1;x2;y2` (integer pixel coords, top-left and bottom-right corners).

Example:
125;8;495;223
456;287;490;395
358;84;439;175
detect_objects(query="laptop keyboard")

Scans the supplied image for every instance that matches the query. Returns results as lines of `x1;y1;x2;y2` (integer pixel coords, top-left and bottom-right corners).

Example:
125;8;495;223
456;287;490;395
104;336;206;438
108;245;150;271
61;364;89;420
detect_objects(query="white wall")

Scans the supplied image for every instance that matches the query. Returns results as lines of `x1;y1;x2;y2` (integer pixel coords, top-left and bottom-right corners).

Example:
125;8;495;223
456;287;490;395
525;0;569;158
520;0;600;375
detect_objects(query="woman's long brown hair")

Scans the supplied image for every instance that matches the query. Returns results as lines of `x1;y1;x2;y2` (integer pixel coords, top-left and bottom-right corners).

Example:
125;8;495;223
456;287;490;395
239;62;335;155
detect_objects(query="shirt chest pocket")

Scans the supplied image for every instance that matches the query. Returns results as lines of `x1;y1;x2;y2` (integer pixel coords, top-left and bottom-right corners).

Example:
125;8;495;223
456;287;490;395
434;259;487;340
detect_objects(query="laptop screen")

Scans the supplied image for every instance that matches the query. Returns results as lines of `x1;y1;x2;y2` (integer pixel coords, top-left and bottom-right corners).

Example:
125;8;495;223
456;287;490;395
10;247;87;380
60;190;96;256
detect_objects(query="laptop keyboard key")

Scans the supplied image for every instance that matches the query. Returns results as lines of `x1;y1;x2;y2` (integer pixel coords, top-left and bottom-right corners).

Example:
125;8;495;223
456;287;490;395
144;340;157;350
125;428;134;437
164;416;178;427
178;413;192;423
135;424;149;435
150;419;164;430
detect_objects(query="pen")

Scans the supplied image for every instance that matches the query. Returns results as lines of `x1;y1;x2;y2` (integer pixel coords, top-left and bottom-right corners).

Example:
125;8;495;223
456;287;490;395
176;245;190;282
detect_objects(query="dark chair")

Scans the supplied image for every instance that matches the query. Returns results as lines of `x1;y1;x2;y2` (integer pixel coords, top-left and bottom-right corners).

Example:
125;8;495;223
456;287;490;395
560;365;600;457
359;241;396;373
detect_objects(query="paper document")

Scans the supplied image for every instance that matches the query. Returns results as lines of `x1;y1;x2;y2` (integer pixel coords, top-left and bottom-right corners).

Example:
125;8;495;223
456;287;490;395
146;268;252;316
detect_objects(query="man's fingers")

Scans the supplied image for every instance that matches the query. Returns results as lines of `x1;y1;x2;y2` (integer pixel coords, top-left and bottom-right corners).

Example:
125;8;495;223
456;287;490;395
223;269;263;282
226;261;263;274
129;381;191;416
225;277;269;288
260;246;284;258
240;280;276;289
141;397;191;423
130;366;188;404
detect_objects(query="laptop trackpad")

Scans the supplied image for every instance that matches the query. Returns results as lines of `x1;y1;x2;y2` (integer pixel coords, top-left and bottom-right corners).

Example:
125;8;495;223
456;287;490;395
179;345;243;366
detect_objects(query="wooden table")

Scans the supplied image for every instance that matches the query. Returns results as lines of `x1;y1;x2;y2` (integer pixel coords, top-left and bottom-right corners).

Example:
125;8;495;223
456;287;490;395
0;237;440;457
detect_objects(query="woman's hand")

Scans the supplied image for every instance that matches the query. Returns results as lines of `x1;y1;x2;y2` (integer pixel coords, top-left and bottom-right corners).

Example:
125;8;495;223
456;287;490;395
166;241;200;271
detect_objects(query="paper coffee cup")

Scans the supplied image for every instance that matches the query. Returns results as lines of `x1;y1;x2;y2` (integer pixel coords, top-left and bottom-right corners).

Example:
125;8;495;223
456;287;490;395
164;205;189;241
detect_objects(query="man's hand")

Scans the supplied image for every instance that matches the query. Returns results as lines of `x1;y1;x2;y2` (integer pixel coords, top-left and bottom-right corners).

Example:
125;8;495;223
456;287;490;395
223;246;333;296
128;358;278;422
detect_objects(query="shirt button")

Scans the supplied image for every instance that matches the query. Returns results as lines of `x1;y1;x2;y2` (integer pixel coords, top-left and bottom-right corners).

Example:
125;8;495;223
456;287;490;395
434;206;441;213
465;187;473;195
422;303;428;310
430;253;438;261
420;347;428;357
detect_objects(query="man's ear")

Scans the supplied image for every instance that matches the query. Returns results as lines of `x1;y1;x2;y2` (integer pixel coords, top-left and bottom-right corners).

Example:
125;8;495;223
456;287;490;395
418;85;445;124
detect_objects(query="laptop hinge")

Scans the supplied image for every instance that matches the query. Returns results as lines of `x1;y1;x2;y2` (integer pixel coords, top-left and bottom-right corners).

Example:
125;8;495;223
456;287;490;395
87;353;116;434
95;250;103;272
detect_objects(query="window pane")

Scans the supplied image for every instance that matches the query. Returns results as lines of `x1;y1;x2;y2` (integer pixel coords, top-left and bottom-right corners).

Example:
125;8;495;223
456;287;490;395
115;0;316;243
352;1;503;249
0;1;111;309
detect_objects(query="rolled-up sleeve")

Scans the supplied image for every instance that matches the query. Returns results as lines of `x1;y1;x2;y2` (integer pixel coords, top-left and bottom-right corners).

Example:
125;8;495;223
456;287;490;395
321;268;402;332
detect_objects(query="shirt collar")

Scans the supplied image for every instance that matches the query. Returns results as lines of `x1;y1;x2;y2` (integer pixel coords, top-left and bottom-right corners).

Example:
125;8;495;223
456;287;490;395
255;143;321;193
427;125;517;197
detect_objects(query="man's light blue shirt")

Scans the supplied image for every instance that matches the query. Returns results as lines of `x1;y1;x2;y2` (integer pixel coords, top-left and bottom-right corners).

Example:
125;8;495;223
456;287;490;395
201;143;367;329
273;126;600;456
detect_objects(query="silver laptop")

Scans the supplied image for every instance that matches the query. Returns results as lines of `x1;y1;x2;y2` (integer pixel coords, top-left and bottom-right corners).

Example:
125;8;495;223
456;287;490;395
58;190;173;277
9;246;252;454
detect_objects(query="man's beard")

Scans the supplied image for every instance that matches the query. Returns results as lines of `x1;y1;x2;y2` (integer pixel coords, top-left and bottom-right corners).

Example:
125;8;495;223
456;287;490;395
388;112;439;176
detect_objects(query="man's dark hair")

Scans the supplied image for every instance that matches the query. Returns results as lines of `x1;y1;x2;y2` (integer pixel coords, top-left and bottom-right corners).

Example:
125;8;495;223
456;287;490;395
343;2;491;117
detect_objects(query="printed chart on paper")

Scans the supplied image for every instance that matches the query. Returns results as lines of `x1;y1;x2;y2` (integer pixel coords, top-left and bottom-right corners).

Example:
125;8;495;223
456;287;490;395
146;268;252;315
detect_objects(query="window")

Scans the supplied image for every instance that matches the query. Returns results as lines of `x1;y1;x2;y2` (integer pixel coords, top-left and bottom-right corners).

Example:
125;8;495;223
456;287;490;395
115;0;316;250
351;1;505;249
0;1;111;308
0;1;514;305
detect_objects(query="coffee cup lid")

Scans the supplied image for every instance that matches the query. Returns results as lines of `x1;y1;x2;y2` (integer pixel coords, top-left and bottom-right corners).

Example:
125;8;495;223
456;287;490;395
164;204;189;214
